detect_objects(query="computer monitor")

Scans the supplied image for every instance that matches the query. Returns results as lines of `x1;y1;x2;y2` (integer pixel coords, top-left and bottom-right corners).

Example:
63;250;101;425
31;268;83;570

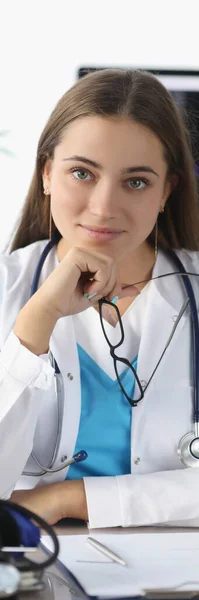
78;67;199;175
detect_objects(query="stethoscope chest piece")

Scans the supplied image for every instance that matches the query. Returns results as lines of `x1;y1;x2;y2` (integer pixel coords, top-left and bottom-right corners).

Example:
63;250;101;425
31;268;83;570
177;432;199;467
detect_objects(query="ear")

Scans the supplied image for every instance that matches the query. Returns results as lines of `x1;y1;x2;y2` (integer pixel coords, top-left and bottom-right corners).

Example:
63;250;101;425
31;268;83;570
162;173;179;204
170;173;179;192
42;158;52;190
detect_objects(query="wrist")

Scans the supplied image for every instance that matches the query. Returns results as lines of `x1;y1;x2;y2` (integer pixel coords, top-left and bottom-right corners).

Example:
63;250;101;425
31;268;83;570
61;480;88;521
14;293;59;355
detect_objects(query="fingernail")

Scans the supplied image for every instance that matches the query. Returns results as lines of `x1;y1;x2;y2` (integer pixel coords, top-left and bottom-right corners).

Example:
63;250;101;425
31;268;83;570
87;292;97;300
83;292;89;297
111;295;118;305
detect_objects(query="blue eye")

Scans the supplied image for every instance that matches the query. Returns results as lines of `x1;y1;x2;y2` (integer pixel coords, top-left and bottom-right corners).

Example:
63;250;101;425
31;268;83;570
71;168;92;181
127;179;148;190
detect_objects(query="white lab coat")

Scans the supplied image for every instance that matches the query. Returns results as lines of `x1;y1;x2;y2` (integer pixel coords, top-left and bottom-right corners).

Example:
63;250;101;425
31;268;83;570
1;238;199;529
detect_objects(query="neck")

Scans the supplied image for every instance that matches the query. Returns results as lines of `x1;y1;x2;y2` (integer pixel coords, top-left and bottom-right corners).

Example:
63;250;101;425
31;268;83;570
117;243;156;291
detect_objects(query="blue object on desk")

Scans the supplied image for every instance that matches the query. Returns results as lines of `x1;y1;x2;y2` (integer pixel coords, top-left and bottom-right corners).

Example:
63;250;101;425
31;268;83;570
1;507;40;548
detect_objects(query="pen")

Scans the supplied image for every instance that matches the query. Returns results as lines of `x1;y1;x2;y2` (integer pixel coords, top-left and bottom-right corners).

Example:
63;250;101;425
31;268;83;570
87;536;127;566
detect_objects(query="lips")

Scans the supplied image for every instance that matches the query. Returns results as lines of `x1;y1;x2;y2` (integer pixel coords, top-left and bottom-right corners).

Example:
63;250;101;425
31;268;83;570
79;225;124;242
81;225;123;233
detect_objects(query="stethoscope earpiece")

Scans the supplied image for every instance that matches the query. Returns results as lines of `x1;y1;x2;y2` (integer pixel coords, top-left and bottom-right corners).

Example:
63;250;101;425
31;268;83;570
177;432;199;467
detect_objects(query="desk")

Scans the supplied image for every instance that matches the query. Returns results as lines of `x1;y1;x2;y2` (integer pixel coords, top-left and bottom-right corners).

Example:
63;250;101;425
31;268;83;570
19;521;199;600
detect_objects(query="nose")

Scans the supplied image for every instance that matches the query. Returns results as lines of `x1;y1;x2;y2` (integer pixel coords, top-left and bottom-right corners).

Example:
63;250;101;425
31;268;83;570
88;180;118;218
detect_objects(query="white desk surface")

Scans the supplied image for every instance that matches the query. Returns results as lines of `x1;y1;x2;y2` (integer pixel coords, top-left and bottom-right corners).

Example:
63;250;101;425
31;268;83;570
21;522;199;600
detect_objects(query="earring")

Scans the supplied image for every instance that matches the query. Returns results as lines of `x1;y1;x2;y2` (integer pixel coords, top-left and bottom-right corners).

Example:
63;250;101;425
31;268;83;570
155;206;165;259
43;186;52;238
155;221;158;259
49;208;52;240
43;187;50;195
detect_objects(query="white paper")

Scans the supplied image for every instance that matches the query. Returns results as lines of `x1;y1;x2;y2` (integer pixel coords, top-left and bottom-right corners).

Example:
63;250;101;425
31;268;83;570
42;532;199;598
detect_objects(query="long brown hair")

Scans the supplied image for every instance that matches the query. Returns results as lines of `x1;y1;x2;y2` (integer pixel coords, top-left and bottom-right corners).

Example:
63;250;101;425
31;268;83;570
7;68;199;254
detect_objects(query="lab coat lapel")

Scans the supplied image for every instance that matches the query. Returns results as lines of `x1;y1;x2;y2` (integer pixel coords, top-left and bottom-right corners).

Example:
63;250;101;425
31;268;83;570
134;249;190;401
49;315;79;381
48;315;82;471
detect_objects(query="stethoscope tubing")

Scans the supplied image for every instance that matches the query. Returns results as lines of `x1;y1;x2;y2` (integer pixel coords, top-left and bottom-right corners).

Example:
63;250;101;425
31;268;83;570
167;250;199;424
26;240;199;473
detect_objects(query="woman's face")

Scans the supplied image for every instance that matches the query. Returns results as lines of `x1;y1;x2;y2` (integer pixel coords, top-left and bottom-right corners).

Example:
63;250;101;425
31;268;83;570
43;115;172;262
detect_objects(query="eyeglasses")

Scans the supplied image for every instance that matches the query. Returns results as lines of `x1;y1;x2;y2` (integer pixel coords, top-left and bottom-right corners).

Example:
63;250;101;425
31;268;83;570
98;277;190;407
98;297;144;407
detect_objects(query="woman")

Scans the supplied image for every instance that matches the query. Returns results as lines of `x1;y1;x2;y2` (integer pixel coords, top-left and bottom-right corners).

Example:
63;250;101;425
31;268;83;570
1;68;199;528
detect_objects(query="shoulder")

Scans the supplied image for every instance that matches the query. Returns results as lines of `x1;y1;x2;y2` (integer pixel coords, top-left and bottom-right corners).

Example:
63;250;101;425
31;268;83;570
0;240;50;344
174;249;199;302
0;239;49;284
1;238;49;267
174;248;199;271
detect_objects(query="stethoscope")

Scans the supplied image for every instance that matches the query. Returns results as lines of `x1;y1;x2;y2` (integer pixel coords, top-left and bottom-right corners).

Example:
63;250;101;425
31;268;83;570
23;239;88;476
24;239;199;473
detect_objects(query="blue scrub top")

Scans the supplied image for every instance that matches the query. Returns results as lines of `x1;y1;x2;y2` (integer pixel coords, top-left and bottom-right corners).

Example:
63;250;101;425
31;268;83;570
66;344;138;479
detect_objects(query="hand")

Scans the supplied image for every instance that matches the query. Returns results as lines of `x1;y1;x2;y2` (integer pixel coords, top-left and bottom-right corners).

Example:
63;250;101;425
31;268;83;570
17;246;140;356
11;480;88;525
37;246;126;318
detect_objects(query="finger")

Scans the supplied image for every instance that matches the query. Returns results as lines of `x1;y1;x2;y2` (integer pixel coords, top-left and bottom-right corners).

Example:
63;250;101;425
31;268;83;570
104;280;121;303
97;265;122;301
84;291;103;305
83;279;110;299
83;264;118;299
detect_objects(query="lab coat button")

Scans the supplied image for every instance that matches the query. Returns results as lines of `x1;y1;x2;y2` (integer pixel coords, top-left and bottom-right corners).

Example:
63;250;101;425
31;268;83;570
134;457;140;465
61;455;68;463
67;372;74;380
172;315;178;322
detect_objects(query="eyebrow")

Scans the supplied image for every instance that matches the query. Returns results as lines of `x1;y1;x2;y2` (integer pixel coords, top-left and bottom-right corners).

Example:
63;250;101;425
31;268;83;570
62;155;159;177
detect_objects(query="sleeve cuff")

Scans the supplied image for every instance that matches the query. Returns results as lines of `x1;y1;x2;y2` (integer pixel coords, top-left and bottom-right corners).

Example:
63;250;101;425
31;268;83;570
0;330;55;389
83;476;122;529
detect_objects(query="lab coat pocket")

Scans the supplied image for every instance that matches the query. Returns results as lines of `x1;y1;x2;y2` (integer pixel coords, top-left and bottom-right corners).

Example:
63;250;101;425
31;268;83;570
131;383;193;474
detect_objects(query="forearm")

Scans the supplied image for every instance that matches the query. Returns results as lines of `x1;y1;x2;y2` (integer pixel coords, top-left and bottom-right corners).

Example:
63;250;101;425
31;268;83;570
85;470;199;529
13;292;59;356
11;480;88;524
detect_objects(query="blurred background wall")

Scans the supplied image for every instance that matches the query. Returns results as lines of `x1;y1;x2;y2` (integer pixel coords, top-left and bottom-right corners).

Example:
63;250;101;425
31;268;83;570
1;0;199;252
